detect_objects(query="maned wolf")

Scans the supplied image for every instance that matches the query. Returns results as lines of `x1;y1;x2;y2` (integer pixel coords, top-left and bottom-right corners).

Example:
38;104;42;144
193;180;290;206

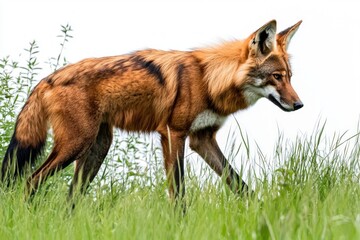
1;20;303;201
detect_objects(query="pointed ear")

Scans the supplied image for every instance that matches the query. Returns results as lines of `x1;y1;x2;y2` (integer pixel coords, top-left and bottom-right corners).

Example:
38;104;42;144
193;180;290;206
249;20;277;57
277;20;302;51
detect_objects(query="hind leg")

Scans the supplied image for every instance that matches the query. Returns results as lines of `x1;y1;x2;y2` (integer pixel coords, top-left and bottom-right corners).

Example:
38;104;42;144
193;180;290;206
68;123;113;198
26;125;99;197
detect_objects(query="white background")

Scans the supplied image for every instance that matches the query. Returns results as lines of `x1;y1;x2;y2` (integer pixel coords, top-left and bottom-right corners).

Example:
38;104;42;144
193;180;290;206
1;0;359;162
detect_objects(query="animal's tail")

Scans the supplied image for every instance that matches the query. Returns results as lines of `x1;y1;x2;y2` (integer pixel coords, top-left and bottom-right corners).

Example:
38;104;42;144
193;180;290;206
1;83;48;183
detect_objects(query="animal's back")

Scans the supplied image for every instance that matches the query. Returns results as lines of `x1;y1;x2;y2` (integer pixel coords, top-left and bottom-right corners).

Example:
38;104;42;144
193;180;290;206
41;49;207;133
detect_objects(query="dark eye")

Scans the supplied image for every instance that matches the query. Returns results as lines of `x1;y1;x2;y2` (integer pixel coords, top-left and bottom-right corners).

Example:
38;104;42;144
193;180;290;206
273;73;282;81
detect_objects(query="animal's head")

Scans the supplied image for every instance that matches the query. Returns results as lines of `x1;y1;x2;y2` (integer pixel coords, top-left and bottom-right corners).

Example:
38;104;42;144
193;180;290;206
242;20;303;112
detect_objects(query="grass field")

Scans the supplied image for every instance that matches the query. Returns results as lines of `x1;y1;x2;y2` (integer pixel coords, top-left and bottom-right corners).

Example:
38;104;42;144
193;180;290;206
0;127;359;240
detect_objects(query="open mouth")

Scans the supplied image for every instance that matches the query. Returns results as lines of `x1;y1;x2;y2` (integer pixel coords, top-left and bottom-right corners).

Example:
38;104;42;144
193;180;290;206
268;94;292;112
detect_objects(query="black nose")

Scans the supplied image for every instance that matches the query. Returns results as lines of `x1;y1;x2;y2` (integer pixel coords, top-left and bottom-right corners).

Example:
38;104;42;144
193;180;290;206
293;101;304;110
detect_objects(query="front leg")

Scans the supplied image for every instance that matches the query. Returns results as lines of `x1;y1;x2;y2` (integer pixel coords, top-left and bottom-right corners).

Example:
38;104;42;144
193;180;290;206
160;129;186;203
189;127;252;197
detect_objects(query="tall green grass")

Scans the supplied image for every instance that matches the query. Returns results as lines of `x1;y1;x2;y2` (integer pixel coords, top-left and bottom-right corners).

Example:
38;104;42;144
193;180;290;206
1;25;360;240
0;128;359;239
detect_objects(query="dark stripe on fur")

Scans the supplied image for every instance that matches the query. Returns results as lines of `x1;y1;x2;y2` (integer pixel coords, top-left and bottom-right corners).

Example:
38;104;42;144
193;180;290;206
173;63;184;107
1;132;45;182
131;56;165;85
168;63;184;126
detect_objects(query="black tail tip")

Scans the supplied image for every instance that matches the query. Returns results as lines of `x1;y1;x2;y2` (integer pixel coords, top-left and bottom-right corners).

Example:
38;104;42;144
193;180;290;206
1;135;45;184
